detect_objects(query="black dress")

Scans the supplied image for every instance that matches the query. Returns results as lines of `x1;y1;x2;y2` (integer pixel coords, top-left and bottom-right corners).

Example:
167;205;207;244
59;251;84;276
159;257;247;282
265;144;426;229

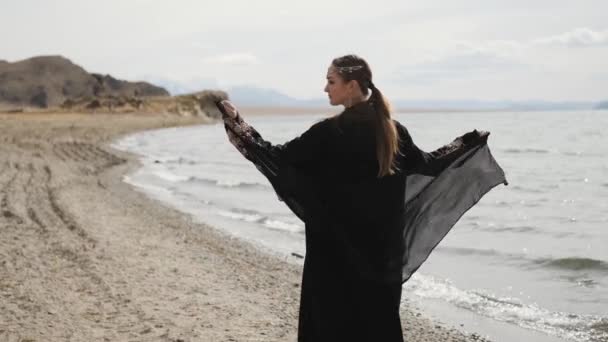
219;100;507;342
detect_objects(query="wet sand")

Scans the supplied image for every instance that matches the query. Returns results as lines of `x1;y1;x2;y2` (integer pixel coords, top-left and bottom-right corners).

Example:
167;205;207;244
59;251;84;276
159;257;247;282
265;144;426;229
0;112;489;341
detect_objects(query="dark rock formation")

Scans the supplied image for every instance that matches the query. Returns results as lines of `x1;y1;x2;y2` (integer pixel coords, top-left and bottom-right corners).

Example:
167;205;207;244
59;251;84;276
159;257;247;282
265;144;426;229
0;55;169;108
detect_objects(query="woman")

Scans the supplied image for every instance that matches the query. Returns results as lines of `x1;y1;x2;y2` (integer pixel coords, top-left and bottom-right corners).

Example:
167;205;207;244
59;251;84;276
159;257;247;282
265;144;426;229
217;54;507;341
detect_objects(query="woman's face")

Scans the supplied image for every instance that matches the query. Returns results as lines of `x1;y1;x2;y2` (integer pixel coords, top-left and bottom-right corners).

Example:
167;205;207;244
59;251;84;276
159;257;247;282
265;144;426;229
324;66;355;106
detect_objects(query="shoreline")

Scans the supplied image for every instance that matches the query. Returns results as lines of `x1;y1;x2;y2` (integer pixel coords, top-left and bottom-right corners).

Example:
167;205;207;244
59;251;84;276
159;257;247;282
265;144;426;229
233;105;563;116
0;112;489;341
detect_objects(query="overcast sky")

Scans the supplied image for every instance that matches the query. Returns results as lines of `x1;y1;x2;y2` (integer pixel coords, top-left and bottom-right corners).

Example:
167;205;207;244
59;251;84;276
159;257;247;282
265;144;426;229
1;0;607;101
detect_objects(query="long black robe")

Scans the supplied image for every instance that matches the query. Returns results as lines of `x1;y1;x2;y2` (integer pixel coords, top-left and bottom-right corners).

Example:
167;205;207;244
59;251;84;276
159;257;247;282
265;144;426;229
218;100;507;341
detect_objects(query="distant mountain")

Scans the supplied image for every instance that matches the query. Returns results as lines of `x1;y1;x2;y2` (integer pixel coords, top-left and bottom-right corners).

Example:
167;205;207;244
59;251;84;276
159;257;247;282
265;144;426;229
143;76;218;96
227;86;306;106
0;55;168;108
500;100;595;111
392;99;596;111
595;101;608;109
221;85;597;111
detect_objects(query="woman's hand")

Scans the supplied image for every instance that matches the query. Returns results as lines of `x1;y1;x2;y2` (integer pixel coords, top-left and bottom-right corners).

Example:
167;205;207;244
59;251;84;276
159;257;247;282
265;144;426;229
219;100;239;119
462;129;490;144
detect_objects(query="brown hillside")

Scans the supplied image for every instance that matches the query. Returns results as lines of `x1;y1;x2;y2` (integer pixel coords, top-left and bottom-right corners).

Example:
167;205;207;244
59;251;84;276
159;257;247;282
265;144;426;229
0;55;168;108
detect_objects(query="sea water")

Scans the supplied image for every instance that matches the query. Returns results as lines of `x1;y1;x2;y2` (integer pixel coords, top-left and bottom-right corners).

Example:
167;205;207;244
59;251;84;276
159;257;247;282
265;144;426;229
113;110;608;342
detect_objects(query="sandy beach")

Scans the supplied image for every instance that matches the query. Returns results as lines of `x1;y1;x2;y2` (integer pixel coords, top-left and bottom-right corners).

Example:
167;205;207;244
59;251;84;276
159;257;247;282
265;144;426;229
0;112;489;341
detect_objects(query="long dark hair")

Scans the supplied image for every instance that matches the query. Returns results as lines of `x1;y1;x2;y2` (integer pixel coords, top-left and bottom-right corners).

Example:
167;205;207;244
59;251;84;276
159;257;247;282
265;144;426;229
332;54;400;177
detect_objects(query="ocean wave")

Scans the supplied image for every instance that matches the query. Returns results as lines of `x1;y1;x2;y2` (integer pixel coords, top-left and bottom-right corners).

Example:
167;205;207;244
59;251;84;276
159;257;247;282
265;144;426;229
491;225;540;233
438;247;608;274
123;176;173;196
558;274;600;288
534;257;608;272
263;219;303;232
406;273;608;342
503;148;550;154
217;209;264;223
511;185;546;193
465;222;543;234
468;222;585;239
561;151;604;157
561;177;593;183
540;183;560;189
185;176;270;190
152;170;190;182
436;246;504;257
490;198;548;208
562;151;584;156
159;156;198;165
216;209;303;233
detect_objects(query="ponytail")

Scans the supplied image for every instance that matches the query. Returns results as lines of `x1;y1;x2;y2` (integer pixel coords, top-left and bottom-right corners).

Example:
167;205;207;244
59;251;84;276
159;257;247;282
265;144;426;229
369;82;400;177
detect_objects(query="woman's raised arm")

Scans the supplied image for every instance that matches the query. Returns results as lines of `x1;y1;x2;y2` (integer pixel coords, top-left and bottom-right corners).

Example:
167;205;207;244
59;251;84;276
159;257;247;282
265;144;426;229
216;100;329;221
396;122;490;177
218;100;328;169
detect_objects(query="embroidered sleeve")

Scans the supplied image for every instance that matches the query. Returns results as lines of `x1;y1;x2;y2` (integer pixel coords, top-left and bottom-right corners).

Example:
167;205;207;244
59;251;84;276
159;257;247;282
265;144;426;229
220;102;328;168
398;122;489;177
223;111;260;161
217;100;328;221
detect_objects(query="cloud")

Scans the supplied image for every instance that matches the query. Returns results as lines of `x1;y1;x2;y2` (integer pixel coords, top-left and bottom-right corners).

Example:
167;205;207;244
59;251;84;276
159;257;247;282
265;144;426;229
444;28;608;55
451;40;524;58
201;53;260;66
533;27;608;47
388;27;608;85
389;45;528;85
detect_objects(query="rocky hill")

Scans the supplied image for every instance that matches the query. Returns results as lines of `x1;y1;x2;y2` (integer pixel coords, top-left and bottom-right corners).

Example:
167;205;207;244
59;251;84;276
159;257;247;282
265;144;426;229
58;89;228;118
0;55;169;108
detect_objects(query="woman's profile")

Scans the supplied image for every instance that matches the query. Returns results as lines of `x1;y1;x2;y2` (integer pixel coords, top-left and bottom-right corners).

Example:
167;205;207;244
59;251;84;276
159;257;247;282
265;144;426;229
216;54;507;342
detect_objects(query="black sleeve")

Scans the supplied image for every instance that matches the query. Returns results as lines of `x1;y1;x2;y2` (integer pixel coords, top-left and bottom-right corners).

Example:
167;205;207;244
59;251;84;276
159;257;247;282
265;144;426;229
222;108;327;169
219;103;329;222
397;122;489;177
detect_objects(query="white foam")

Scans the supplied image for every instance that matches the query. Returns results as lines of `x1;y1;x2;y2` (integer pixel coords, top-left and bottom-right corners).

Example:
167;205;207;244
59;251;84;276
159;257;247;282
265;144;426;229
150;169;189;182
406;273;606;342
216;210;303;234
214;178;267;188
217;209;265;223
123;175;172;197
263;219;303;233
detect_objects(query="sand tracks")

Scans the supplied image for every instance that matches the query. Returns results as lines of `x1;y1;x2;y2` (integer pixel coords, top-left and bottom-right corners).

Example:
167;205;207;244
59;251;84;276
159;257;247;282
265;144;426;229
0;133;145;339
53;141;126;174
0;139;121;238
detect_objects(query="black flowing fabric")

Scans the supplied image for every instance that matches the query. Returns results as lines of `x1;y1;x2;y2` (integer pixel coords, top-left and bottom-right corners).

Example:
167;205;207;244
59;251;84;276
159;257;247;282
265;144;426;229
218;100;507;342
